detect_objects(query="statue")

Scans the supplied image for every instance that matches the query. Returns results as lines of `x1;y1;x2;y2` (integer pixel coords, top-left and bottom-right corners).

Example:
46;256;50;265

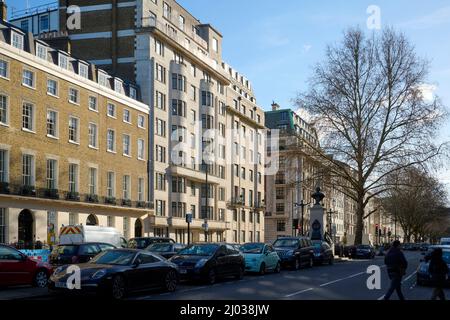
311;187;325;205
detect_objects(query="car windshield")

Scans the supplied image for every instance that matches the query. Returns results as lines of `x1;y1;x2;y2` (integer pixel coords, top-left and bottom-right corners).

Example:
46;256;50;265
90;250;135;265
273;239;299;248
128;239;150;249
443;251;450;264
178;244;218;256
147;243;172;252
52;245;78;255
240;243;264;254
442;241;450;246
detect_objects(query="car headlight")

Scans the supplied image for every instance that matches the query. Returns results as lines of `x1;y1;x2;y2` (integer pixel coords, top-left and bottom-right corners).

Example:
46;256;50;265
419;264;428;273
195;259;209;268
53;266;66;275
91;269;107;280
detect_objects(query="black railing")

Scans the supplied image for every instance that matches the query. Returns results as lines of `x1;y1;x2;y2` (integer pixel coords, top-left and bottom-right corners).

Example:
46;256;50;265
0;182;10;194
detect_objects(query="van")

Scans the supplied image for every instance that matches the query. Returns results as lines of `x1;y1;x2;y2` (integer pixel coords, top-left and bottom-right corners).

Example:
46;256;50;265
59;225;127;248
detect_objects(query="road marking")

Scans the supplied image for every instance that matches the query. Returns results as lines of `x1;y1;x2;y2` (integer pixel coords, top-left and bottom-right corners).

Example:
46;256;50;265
285;288;314;298
403;271;417;283
319;272;365;287
377;295;385;300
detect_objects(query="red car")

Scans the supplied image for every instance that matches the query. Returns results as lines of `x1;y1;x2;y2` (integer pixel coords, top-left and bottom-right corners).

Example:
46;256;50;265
0;244;53;288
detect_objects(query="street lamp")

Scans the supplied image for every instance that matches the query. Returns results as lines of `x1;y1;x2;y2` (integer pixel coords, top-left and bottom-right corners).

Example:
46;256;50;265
327;208;337;243
294;200;311;236
186;212;193;245
202;218;209;242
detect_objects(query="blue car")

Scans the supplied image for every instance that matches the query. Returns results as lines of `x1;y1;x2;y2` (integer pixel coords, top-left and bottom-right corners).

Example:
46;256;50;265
417;246;450;287
240;243;281;275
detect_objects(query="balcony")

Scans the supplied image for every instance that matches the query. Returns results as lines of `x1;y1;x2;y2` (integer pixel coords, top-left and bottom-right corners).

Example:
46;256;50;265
65;192;80;202
0;182;10;194
254;200;266;211
104;197;117;205
227;197;245;208
19;185;36;197
43;188;59;199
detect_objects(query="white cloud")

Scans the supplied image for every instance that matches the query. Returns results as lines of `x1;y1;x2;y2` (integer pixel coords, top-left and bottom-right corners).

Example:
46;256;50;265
419;84;437;102
303;44;312;53
398;6;450;30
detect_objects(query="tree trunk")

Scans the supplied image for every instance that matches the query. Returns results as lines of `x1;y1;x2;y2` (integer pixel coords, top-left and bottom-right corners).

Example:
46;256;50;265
354;198;365;245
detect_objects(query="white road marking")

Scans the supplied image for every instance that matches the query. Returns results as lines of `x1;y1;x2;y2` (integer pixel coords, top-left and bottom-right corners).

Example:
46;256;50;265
377;295;385;300
285;288;314;298
319;272;365;287
402;271;417;283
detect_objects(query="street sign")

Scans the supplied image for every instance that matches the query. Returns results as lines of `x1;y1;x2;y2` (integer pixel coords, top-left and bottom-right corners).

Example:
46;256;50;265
202;223;209;231
186;213;193;224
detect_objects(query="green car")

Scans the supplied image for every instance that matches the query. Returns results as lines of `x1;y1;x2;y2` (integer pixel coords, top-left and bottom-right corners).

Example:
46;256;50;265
240;243;281;275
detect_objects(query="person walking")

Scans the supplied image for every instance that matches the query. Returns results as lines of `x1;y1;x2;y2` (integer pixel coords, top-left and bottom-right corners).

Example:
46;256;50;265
429;248;448;300
384;240;408;300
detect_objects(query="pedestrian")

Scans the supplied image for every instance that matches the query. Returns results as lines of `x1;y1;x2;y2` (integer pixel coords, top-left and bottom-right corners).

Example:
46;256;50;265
429;248;448;300
383;240;408;300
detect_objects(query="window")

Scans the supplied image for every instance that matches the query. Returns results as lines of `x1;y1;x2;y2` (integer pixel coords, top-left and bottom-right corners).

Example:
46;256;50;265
156;200;166;216
68;164;78;193
0;150;9;183
21;20;29;32
249;169;254;182
123;109;131;123
123;175;131;200
138;114;145;128
107;172;115;198
241;167;246;180
79;63;88;79
219;187;225;201
46;110;58;138
69;88;79;104
0;210;7;243
172;73;186;91
107;103;116;117
138;139;145;160
36;43;47;60
59;54;68;70
219;101;226;116
114;79;124;94
277;221;286;232
171;99;186;117
22;154;34;186
0;60;8;78
163;2;171;19
0;95;8;125
129;87;137;100
179;15;185;30
46;159;57;190
155;39;164;56
98;72;108;87
138;178;145;202
172;177;186;193
107;216;114;227
190;85;197;101
155;145;166;163
89;96;97;111
156;64;166;83
88;123;98;148
68;117;79;143
201;114;214;129
88;167;97;195
22;102;34;131
40;15;49;31
156;118;166;136
123;134;131;156
219;165;225;179
155;91;166;110
12;32;24;50
22;70;35;88
257;172;262;184
69;213;78;225
47;79;58;96
155;172;166;191
212;38;218;52
201;91;213;107
107;130;116;152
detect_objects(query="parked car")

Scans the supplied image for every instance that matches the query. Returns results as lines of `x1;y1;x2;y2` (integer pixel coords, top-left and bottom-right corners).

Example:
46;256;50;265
417;246;450;287
170;243;245;284
419;243;430;252
49;242;116;266
343;245;357;258
146;243;186;259
128;237;175;249
311;241;334;265
59;225;127;248
239;243;281;274
273;237;314;270
0;244;53;288
49;249;179;299
354;245;376;259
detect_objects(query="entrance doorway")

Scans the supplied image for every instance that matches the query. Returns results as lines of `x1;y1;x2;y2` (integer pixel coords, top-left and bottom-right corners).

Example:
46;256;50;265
135;219;143;237
86;214;98;226
18;209;34;249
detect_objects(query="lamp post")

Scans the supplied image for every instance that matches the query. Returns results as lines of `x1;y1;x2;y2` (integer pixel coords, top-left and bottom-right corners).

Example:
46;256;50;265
202;218;209;242
186;212;192;245
327;208;337;242
294;200;311;236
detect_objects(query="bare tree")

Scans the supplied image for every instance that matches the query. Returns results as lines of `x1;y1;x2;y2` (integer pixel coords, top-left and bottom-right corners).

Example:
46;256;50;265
382;167;448;243
296;27;447;245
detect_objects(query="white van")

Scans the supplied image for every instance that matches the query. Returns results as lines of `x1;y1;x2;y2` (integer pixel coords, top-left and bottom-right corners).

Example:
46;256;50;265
59;225;127;248
440;238;450;246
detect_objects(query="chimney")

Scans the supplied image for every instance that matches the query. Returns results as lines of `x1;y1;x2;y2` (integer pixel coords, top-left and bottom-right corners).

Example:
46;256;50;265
0;1;7;22
271;101;280;111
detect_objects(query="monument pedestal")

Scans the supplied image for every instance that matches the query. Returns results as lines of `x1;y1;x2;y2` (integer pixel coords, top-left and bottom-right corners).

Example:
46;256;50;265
309;204;327;241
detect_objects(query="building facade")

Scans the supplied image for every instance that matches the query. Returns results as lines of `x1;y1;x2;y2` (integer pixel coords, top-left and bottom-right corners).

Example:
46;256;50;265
0;17;152;247
10;0;266;244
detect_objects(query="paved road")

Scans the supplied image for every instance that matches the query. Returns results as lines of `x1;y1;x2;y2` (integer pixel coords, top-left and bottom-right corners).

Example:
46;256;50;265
6;252;448;300
130;251;448;300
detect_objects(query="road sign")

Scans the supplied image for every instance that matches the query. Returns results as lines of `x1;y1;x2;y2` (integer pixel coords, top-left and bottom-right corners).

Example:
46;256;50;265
186;213;193;224
202;223;209;231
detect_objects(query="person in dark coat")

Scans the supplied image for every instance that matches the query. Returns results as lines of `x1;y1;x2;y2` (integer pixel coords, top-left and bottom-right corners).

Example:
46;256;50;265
384;240;408;300
429;248;449;300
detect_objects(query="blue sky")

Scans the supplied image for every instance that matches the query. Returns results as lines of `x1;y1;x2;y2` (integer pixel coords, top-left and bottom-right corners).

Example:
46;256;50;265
6;0;450;189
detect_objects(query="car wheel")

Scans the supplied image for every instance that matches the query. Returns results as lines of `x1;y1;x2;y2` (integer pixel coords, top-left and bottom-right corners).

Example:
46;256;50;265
259;263;266;275
33;270;48;288
293;258;300;270
329;256;334;265
165;270;178;292
111;275;127;300
207;269;216;285
235;266;244;280
274;262;281;273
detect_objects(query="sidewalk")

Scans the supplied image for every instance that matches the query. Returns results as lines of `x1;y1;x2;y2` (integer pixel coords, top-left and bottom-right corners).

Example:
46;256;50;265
0;286;49;300
334;256;350;263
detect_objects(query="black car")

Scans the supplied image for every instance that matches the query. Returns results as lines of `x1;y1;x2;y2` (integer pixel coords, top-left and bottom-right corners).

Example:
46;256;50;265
273;237;314;270
312;241;334;265
49;243;116;266
128;237;175;249
49;249;179;299
417;246;450;287
354;245;376;259
146;243;186;259
170;243;245;284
